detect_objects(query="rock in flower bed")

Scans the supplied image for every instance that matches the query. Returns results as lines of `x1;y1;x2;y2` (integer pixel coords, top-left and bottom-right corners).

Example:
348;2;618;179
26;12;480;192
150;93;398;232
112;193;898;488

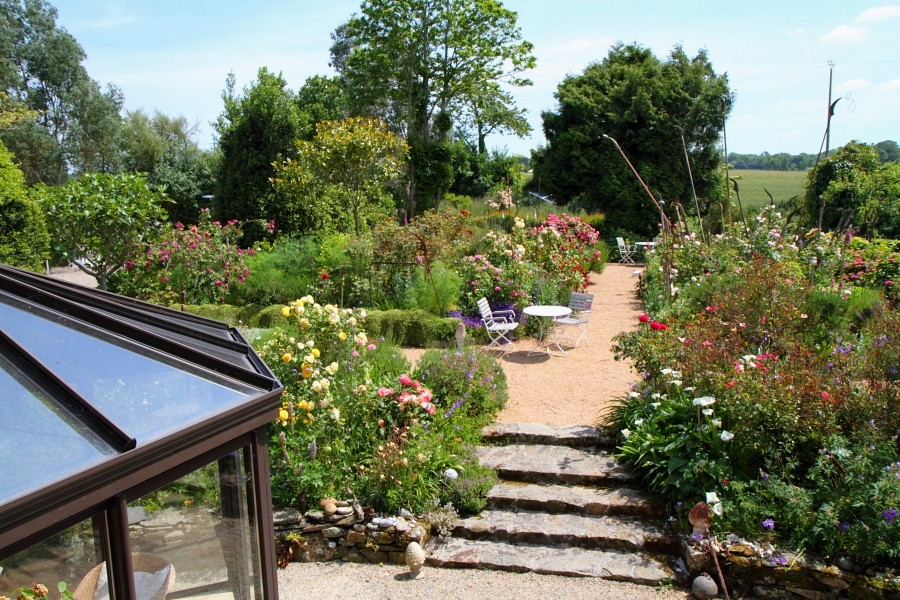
274;500;429;567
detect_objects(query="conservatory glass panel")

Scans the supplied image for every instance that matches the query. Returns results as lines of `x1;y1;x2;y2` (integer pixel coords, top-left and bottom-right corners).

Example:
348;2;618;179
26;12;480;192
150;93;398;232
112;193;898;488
128;448;261;599
0;516;105;596
0;354;115;504
0;295;256;442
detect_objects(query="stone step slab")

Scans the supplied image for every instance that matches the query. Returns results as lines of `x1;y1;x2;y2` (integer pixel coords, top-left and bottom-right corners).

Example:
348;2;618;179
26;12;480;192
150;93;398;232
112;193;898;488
453;510;676;553
476;443;633;486
482;422;616;448
426;537;674;586
486;481;661;517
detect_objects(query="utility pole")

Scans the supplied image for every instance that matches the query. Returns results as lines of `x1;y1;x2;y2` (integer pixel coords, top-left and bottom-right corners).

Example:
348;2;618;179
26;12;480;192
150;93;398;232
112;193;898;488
826;61;835;157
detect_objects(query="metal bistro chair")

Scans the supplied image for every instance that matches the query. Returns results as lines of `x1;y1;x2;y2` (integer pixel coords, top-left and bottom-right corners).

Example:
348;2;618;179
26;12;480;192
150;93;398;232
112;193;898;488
477;297;519;355
555;292;594;348
616;237;637;264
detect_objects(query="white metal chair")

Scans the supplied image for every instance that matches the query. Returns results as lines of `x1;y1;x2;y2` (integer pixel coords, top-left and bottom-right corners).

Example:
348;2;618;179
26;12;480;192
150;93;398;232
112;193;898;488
616;237;637;263
477;297;519;354
555;292;594;348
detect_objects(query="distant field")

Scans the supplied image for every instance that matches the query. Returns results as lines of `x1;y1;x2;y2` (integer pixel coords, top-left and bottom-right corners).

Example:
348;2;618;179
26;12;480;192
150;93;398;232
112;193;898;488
728;169;807;209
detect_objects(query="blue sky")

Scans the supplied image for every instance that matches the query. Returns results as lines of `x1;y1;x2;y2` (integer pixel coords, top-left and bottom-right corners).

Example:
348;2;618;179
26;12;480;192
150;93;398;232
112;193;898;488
51;0;899;157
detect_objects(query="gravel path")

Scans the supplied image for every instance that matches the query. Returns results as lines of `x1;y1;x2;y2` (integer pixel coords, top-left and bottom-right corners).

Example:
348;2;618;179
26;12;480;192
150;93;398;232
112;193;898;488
278;561;690;599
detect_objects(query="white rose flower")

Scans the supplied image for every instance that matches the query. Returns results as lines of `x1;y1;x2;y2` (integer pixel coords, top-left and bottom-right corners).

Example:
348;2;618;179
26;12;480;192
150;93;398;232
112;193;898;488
720;430;735;442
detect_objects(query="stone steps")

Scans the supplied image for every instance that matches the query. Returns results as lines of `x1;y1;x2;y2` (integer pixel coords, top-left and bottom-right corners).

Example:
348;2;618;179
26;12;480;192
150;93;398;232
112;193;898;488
425;423;680;588
486;481;661;517
482;422;616;448
427;538;674;585
453;509;677;554
476;443;633;486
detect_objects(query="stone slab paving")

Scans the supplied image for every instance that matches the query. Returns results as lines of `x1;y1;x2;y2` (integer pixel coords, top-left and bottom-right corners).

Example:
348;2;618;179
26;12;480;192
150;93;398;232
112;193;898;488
427;538;674;585
482;422;615;448
454;510;676;553
486;481;660;517
476;443;633;486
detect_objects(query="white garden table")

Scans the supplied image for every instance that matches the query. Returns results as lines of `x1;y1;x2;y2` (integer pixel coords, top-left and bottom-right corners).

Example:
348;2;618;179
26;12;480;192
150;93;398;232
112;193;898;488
523;305;571;357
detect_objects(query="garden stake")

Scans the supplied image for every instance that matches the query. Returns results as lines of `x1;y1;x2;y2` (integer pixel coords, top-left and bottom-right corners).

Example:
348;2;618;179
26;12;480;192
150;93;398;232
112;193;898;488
706;536;730;600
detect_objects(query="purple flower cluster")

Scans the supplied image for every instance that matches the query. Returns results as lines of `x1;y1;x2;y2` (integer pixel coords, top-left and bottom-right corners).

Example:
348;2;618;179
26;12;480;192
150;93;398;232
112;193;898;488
884;508;898;524
762;518;775;530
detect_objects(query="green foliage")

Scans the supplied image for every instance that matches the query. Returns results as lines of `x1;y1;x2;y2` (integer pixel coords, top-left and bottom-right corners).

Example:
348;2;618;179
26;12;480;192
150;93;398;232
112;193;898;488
0;141;48;269
33;172;169;289
0;0;123;183
532;43;732;238
439;457;497;515
335;0;535;215
803;141;884;233
214;68;305;243
611;208;899;565
406;261;463;315
109;210;253;304
364;309;458;347
226;237;320;306
273;117;408;236
414;348;508;424
259;301;506;514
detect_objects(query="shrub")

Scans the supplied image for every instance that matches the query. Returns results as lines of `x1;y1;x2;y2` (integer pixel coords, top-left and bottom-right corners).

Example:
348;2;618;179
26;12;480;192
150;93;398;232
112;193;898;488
406;260;463;315
365;309;459;347
439;457;498;515
111;210;253;304
0;142;48;271
227;237;319;306
414;347;508;425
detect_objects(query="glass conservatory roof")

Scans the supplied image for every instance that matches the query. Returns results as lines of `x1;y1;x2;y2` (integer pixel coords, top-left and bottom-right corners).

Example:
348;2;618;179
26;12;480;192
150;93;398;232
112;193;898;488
0;264;281;508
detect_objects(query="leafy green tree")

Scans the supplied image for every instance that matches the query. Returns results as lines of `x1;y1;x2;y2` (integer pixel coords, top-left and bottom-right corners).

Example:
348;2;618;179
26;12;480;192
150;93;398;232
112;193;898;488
33;172;169;289
296;75;347;140
274;117;408;236
119;109;216;223
804;141;880;232
333;0;535;217
858;162;900;238
0;140;48;270
874;140;899;164
532;43;733;238
214;68;304;243
0;0;122;182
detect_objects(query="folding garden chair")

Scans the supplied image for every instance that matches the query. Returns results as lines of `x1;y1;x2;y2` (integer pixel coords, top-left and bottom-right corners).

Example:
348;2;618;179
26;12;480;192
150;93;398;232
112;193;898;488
555;291;594;348
616;237;637;263
477;297;519;355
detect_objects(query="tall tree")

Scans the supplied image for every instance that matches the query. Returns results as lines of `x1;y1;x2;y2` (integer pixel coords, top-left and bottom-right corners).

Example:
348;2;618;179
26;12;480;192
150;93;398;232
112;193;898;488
119;109;215;223
213;68;304;243
333;0;535;217
0;139;48;270
273;117;408;236
0;0;122;182
532;43;733;238
296;75;347;140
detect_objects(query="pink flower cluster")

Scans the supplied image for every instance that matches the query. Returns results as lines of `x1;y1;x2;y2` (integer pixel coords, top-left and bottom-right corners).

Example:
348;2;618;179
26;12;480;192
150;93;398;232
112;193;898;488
377;373;436;416
638;314;668;330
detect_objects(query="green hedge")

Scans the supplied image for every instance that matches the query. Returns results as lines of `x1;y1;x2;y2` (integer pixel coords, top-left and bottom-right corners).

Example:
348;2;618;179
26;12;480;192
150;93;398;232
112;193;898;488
365;309;459;347
0;142;48;271
168;304;455;347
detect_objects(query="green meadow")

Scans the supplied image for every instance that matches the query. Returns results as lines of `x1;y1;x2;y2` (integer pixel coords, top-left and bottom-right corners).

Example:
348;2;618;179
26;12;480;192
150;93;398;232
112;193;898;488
728;169;808;209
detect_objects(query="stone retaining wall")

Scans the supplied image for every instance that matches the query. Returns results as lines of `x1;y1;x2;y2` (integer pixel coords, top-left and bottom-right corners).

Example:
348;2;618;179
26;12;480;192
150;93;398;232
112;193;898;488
273;502;428;567
681;537;899;599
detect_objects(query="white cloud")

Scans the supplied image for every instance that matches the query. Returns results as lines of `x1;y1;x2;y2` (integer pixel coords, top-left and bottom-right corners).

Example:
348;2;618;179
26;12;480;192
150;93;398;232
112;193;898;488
875;79;900;91
856;5;900;23
821;25;868;43
841;78;872;90
788;27;805;36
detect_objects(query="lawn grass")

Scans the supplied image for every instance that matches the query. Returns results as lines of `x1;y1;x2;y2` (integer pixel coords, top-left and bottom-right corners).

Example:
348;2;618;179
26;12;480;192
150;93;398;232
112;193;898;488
728;169;807;210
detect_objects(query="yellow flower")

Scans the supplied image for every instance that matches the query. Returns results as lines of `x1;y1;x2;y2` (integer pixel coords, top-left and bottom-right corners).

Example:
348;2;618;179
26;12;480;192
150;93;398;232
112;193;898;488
278;409;289;422
311;381;322;392
307;401;316;411
281;306;291;317
281;353;292;363
311;348;321;358
298;400;308;410
326;362;339;375
305;353;316;364
301;364;313;379
299;318;310;328
338;331;348;341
